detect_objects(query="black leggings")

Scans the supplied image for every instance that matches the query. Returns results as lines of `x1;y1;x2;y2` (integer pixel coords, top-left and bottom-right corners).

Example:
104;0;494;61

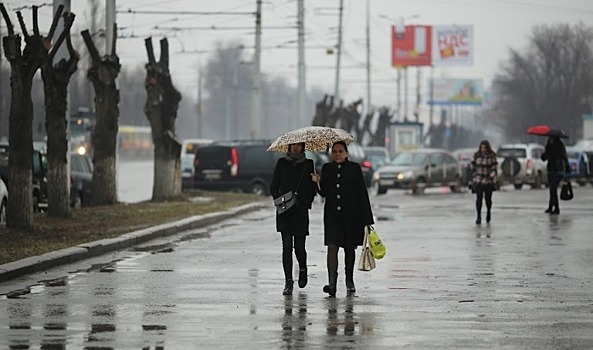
475;185;493;217
326;244;356;276
547;172;564;210
281;232;307;281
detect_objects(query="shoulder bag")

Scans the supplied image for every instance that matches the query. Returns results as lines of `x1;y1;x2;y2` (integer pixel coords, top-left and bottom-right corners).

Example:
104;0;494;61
274;163;307;215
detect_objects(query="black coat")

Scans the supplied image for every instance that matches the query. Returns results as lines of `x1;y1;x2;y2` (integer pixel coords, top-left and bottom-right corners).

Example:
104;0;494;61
318;160;374;248
270;157;316;235
541;141;570;174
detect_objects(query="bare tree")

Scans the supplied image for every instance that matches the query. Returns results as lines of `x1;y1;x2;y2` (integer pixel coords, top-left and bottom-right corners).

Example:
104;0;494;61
493;23;593;140
0;4;46;228
144;37;182;200
81;26;120;206
40;7;79;218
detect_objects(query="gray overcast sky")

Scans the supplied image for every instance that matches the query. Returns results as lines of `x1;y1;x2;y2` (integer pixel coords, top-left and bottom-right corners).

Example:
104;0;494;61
3;0;593;111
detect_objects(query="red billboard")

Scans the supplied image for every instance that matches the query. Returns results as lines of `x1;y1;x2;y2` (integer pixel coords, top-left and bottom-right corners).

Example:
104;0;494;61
391;25;432;67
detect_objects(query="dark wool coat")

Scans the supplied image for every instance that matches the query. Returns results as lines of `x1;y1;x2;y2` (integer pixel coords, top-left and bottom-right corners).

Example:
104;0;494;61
319;160;374;248
541;140;570;174
270;157;316;235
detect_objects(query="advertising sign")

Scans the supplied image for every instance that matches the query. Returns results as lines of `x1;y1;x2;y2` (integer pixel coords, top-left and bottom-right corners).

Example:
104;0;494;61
431;25;474;67
391;25;432;67
427;78;483;106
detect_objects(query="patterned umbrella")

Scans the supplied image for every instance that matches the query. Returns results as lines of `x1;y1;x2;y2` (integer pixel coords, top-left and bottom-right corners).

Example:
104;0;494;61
267;126;356;152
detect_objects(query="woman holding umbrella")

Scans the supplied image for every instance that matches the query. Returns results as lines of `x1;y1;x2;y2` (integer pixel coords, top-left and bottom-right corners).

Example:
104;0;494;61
312;141;374;297
541;136;570;214
270;142;317;295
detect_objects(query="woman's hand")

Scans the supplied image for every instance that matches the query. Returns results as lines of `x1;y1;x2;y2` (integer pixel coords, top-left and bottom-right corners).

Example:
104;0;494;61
311;173;320;183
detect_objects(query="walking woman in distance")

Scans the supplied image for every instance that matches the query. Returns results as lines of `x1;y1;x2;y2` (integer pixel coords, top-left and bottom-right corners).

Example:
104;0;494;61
471;140;498;225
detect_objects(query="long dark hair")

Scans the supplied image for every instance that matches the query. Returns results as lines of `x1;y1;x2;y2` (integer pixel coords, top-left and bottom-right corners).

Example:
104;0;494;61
475;139;495;159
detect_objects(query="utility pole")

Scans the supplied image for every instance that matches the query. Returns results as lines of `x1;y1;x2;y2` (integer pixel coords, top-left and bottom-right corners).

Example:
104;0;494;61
197;65;203;138
105;0;115;54
415;67;421;122
297;0;306;129
396;67;402;120
404;67;408;120
251;0;262;140
334;0;344;105
365;0;371;114
429;66;434;126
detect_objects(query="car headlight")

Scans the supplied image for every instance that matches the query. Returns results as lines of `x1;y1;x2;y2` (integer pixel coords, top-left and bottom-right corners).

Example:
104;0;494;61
373;172;381;180
397;171;413;180
77;146;86;155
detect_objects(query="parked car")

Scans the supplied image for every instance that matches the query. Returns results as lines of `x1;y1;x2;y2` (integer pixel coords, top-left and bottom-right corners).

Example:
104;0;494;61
192;140;283;195
181;138;213;190
70;153;93;207
566;147;593;186
372;148;461;195
0;142;48;212
496;143;547;190
0;178;7;224
452;147;476;187
362;146;391;172
346;142;373;187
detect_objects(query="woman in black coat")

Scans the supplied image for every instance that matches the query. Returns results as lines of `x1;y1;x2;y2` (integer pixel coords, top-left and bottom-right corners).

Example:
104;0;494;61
312;141;374;297
541;136;570;214
270;142;317;295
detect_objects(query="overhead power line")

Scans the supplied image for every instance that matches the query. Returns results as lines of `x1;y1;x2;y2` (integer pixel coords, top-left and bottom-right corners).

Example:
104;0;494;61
118;9;255;16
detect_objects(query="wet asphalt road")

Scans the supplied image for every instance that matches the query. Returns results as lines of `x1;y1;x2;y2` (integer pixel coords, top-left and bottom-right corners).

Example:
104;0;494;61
1;185;593;349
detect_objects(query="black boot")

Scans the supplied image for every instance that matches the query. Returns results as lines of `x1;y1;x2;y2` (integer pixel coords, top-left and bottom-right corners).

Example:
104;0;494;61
298;268;308;288
323;270;338;297
475;214;481;225
283;280;294;295
345;276;356;294
486;210;491;224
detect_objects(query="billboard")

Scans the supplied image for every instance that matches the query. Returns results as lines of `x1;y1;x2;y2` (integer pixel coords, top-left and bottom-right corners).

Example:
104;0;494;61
431;25;474;67
427;78;483;106
391;25;432;67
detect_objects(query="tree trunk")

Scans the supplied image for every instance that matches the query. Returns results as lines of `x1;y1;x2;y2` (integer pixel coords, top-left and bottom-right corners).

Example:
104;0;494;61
81;29;120;206
144;38;182;201
1;4;44;229
41;11;78;218
7;76;34;229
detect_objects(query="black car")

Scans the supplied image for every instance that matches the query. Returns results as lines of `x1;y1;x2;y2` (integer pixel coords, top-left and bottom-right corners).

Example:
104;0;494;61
69;153;93;207
192;140;283;196
0;143;48;212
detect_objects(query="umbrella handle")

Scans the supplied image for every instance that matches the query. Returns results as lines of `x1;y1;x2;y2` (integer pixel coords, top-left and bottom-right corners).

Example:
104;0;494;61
313;159;321;191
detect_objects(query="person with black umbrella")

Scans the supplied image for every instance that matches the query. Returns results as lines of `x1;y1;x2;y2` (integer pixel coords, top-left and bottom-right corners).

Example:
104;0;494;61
541;136;571;214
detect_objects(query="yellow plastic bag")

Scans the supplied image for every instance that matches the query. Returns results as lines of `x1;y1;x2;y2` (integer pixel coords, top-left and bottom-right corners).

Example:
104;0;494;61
367;226;386;259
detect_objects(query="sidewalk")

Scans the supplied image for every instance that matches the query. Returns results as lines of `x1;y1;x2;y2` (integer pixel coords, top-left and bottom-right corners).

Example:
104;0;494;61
0;202;266;283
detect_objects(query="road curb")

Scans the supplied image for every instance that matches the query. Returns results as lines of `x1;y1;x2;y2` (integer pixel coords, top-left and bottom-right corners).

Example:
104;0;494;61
0;202;267;283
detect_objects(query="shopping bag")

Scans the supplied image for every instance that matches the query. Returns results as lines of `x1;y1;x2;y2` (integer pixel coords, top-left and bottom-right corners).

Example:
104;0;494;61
560;181;573;201
358;227;376;271
367;226;386;259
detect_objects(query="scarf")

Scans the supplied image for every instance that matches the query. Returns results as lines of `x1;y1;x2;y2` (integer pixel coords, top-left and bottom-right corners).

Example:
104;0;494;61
286;152;306;164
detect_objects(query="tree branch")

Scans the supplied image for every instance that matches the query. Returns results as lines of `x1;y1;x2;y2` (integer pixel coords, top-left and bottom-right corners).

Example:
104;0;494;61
16;11;28;39
159;38;169;68
145;37;156;64
81;29;100;64
32;5;39;37
65;14;77;59
111;22;117;56
47;4;64;41
49;12;74;62
0;4;14;36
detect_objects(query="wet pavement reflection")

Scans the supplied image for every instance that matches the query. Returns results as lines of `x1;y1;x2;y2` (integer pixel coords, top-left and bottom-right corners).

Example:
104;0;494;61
0;188;592;348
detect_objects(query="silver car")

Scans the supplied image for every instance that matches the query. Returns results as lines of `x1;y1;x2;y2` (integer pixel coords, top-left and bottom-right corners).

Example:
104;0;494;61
372;149;462;195
497;143;547;189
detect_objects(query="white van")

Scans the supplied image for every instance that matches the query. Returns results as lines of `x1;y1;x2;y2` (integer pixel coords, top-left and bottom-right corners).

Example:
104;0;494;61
181;138;213;189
